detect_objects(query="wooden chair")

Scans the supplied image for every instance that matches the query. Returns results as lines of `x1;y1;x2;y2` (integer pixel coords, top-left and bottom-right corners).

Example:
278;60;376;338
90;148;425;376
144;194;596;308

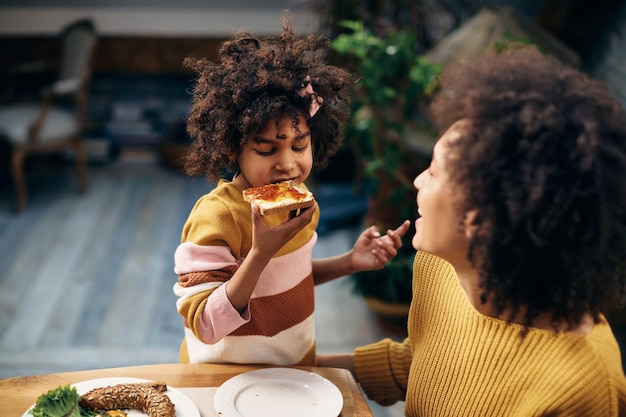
0;18;97;212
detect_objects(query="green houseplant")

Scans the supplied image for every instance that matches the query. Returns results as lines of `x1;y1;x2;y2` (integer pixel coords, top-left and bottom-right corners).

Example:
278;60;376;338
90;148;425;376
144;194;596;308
330;21;441;317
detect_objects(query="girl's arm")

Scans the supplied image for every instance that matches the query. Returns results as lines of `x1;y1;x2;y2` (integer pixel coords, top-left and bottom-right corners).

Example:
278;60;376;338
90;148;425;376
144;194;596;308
226;202;317;311
312;220;410;285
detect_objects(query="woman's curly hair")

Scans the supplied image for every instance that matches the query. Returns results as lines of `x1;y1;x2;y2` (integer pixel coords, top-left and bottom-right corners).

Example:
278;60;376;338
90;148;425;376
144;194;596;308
430;46;626;330
183;17;356;182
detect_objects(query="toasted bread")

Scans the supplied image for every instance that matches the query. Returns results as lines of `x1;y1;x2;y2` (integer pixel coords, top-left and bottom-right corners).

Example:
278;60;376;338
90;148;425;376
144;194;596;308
242;180;315;215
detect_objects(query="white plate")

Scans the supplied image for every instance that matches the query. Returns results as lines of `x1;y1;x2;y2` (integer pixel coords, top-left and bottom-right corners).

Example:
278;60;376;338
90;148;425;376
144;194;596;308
22;377;200;417
213;368;344;417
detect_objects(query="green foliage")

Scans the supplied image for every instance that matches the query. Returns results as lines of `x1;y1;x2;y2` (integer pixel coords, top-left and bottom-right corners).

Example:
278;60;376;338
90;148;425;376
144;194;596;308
332;21;440;106
29;385;82;417
492;34;546;55
331;20;440;192
332;21;439;109
331;21;440;303
352;245;415;303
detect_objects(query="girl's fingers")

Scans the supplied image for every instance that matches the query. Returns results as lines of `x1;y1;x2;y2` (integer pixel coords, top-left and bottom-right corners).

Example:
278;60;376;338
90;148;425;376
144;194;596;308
368;225;381;239
372;248;392;264
393;220;411;237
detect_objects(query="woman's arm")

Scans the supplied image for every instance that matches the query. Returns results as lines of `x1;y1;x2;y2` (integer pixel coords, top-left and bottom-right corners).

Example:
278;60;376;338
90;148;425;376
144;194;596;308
318;338;412;406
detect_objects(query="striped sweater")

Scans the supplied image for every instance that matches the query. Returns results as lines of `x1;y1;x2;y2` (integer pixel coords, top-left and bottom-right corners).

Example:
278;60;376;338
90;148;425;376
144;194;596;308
354;251;626;416
174;179;319;365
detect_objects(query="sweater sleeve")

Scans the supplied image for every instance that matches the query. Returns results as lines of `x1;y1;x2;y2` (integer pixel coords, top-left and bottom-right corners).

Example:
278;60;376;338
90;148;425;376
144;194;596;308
175;188;251;343
353;337;412;406
174;244;251;343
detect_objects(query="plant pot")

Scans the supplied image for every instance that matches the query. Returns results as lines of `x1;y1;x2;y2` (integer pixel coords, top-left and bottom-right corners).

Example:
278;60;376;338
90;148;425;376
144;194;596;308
364;297;410;318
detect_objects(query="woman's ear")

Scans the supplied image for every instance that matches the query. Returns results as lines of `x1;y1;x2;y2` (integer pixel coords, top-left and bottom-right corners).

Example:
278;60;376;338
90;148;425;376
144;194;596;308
463;209;479;239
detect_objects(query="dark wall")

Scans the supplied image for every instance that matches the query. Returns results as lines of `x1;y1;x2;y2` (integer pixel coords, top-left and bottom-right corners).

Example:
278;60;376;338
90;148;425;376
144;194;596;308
0;35;224;75
0;0;288;8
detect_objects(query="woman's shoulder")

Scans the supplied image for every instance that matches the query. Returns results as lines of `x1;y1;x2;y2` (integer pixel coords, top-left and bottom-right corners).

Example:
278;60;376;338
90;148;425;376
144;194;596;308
585;317;626;380
412;251;458;298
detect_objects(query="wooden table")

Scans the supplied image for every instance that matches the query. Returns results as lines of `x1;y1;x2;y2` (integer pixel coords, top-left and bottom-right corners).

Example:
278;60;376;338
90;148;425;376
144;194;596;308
0;363;372;416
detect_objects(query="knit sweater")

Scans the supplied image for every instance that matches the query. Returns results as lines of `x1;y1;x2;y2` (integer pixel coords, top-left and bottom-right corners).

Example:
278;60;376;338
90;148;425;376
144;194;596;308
173;179;319;365
354;251;626;416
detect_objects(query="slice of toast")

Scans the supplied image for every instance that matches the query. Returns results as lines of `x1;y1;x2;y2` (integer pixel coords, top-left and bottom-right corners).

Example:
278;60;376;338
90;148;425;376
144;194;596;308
242;180;315;215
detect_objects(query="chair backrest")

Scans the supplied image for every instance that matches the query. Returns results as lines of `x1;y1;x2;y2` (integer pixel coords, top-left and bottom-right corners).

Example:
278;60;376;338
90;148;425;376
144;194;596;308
56;18;97;126
58;18;97;82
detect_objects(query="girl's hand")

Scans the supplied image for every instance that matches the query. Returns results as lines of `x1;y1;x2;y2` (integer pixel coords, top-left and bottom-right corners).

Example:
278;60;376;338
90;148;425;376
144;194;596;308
226;203;316;313
350;220;411;272
250;202;317;258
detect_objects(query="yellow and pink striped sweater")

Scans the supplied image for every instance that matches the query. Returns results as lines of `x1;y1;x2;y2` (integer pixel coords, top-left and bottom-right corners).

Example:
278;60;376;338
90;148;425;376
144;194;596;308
174;179;319;365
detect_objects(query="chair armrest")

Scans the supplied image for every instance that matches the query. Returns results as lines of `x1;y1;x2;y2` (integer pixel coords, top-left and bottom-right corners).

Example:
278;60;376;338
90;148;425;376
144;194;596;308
26;77;84;143
44;77;81;97
51;77;82;95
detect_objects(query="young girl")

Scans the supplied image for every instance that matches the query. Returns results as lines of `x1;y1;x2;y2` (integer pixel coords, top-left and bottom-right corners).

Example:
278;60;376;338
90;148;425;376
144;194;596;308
173;18;410;366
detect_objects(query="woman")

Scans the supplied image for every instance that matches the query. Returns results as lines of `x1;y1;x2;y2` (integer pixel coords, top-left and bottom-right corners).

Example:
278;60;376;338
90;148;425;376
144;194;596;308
319;46;626;416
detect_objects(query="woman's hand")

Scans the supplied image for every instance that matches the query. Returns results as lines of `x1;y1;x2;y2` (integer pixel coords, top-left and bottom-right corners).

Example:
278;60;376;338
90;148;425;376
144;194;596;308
350;220;411;272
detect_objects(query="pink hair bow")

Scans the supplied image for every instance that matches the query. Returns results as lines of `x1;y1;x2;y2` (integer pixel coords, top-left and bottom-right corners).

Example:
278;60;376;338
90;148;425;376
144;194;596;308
298;75;323;117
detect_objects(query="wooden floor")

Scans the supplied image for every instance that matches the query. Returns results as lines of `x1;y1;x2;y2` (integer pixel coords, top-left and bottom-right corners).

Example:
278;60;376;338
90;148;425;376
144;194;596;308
0;155;406;416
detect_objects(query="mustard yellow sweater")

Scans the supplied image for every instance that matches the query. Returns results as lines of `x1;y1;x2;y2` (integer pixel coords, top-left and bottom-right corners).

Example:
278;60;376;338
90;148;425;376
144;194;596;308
354;251;626;416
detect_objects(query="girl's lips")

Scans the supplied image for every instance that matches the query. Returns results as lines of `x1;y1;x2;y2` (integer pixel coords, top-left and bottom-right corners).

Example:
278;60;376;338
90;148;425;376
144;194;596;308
272;178;297;184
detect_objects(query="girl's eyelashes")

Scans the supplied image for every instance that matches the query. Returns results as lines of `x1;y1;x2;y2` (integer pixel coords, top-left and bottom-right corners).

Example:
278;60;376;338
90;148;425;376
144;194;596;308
255;149;275;156
293;145;308;153
253;144;308;156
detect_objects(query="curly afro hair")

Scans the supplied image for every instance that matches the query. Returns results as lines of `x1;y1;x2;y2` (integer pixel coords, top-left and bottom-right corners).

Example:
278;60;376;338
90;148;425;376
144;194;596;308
182;16;356;182
430;46;626;331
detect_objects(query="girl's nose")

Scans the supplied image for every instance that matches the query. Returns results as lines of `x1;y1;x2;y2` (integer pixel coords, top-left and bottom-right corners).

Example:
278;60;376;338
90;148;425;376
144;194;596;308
276;152;296;172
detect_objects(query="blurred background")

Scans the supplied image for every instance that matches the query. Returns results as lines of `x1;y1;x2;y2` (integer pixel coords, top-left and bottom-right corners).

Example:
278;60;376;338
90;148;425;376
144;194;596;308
0;1;625;415
0;0;624;175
